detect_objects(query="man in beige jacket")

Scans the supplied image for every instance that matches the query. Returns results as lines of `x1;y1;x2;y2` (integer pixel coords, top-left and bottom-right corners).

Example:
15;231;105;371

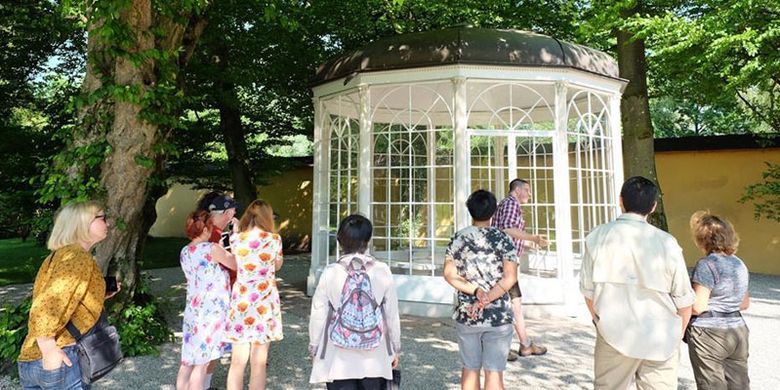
579;176;695;389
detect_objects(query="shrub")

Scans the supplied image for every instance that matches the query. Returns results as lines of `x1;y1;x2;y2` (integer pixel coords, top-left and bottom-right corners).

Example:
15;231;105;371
741;162;780;222
109;278;173;357
0;296;31;376
0;279;173;377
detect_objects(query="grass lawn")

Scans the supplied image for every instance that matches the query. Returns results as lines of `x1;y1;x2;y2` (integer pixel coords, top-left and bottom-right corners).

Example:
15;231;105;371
0;236;189;286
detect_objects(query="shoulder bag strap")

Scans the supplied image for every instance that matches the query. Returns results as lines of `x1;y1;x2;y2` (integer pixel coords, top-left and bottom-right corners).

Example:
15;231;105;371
380;297;393;356
65;320;83;341
43;249;87;341
319;302;334;359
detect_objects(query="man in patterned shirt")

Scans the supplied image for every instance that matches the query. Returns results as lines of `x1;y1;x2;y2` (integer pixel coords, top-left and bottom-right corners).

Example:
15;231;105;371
492;178;549;360
444;189;519;390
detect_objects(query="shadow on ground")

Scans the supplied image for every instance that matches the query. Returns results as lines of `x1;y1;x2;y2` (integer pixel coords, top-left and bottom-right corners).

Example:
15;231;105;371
2;254;778;389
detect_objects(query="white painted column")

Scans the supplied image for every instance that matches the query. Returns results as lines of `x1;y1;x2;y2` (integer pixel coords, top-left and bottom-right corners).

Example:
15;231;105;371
427;124;436;271
552;82;576;307
507;136;517;185
452;77;470;230
609;93;625;217
495;136;506;195
358;86;373;219
308;96;326;296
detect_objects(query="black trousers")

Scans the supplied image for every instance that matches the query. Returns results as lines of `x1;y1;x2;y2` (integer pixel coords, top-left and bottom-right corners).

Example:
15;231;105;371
326;377;385;390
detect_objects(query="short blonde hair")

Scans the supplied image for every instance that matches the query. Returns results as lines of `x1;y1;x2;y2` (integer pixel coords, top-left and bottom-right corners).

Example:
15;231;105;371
47;201;104;250
690;210;740;255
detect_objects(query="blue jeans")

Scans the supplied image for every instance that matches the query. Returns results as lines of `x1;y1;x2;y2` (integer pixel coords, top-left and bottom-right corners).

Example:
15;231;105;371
18;345;90;390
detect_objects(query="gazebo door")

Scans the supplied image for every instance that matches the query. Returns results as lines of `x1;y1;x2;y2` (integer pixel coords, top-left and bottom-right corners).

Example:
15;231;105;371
469;130;565;304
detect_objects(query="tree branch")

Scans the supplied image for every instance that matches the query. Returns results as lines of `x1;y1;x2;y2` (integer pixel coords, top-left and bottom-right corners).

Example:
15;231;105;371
736;89;780;132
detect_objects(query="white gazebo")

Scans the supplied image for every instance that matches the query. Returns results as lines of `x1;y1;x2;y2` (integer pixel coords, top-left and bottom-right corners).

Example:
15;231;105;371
308;27;628;317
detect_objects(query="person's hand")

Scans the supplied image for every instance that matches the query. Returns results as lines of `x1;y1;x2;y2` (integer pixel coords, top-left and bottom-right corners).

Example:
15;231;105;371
391;354;400;368
105;282;122;300
535;235;550;248
230;217;239;233
41;347;72;371
476;288;489;305
308;344;318;359
465;303;483;320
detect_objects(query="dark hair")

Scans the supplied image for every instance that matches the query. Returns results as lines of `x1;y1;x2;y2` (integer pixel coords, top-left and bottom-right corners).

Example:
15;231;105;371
620;176;658;215
337;214;372;254
466;190;497;221
239;199;276;233
509;178;529;193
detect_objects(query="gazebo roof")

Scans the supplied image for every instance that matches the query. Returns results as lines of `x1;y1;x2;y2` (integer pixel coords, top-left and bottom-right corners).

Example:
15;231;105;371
313;27;620;86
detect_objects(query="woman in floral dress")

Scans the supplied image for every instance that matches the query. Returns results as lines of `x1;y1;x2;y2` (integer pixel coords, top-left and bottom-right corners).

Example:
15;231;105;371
226;200;284;390
176;210;236;390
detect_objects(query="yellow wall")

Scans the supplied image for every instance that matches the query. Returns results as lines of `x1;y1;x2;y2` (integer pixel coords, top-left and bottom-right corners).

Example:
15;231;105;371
149;169;314;246
148;183;209;237
656;148;780;275
150;149;780;275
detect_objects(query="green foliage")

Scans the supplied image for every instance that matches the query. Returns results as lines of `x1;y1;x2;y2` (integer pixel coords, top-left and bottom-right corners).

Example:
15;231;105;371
0;296;31;376
0;239;49;286
630;0;780;134
650;95;760;137
741;162;780;222
109;277;173;357
0;285;172;376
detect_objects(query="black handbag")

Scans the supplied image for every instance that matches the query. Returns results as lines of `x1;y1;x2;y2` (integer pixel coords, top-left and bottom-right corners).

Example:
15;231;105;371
385;369;401;390
66;311;123;384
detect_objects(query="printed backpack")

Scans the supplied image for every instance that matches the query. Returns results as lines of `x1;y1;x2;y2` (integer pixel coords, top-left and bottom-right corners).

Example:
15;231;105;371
326;256;386;352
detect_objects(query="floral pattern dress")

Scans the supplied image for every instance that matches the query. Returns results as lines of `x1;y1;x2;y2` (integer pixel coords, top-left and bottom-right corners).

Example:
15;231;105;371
179;242;232;365
226;228;284;344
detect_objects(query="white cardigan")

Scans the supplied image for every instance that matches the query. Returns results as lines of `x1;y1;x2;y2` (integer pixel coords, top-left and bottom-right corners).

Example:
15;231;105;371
308;254;401;384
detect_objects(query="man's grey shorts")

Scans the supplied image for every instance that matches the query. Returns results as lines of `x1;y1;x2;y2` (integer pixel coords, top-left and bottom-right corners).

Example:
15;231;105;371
455;323;514;372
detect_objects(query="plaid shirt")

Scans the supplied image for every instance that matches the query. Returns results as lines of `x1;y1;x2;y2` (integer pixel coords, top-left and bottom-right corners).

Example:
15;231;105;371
491;195;525;255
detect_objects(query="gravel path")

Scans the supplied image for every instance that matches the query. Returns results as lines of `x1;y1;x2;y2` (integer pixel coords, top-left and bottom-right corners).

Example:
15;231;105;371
2;256;779;389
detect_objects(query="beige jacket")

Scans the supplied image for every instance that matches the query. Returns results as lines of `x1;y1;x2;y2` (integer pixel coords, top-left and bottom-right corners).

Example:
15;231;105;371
580;213;695;361
308;253;401;384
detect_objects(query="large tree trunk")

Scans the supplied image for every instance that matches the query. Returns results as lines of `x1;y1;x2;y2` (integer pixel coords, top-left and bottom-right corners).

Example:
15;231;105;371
616;5;669;230
92;0;157;295
77;0;206;297
213;44;257;211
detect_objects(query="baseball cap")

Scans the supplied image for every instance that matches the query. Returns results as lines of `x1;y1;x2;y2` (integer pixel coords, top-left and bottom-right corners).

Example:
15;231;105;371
208;195;238;213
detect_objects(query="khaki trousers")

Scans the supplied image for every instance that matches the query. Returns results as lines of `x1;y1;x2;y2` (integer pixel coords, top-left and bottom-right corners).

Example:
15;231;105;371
594;333;679;390
688;325;750;390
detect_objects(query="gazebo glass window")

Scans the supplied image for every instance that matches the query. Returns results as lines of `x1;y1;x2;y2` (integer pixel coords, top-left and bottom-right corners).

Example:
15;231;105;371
566;88;619;262
370;82;455;275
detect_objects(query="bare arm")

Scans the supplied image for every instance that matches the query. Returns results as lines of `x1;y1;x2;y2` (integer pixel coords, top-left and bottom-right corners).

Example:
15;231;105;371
211;245;236;270
584;298;598;323
36;337;73;370
740;291;750;310
443;256;480;295
274;238;284;271
502;228;549;247
692;283;711;315
678;305;693;335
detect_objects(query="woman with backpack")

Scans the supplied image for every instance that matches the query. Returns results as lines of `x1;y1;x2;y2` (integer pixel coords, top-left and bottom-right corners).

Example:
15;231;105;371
226;200;284;390
308;214;401;390
687;211;751;389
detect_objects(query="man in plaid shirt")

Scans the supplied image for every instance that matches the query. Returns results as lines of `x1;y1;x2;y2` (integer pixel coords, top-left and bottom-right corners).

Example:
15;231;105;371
492;178;549;360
